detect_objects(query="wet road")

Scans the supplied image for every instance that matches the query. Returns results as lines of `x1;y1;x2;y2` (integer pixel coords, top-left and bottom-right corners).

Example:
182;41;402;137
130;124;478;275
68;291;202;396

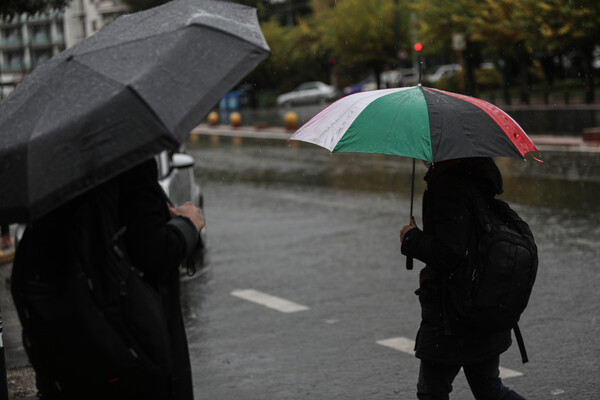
182;136;600;399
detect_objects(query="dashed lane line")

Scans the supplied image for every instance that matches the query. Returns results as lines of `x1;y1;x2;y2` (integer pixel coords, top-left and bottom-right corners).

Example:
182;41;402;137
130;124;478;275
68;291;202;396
231;289;309;313
377;337;524;379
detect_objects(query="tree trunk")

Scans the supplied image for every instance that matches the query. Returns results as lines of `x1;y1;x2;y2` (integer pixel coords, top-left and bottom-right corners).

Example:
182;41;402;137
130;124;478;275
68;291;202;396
582;47;595;104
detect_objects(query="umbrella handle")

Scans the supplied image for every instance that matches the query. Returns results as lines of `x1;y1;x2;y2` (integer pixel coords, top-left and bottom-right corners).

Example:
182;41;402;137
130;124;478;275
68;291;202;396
406;257;413;270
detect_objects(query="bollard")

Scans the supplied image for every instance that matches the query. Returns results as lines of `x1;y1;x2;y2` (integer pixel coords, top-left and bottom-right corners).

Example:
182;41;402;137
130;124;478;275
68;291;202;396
229;112;242;128
207;111;219;126
284;111;298;132
582;127;600;146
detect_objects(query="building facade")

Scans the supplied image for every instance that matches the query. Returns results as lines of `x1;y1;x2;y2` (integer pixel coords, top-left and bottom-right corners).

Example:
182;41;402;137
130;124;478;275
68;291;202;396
0;0;128;97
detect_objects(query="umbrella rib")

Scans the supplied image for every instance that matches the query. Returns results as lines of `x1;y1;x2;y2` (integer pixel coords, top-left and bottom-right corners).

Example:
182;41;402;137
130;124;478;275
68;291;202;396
63;58;173;137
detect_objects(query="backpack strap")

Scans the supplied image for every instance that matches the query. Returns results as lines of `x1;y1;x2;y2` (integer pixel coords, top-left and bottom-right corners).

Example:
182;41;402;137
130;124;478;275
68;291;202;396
513;323;529;364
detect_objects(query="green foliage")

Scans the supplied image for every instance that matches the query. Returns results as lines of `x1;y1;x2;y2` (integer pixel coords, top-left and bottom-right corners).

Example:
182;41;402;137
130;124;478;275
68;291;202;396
475;67;503;90
245;16;328;93
316;0;397;66
417;0;600;61
251;0;411;92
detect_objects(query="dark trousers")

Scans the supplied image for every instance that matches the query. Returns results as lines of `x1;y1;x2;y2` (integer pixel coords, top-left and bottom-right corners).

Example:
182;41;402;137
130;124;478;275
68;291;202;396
417;356;526;400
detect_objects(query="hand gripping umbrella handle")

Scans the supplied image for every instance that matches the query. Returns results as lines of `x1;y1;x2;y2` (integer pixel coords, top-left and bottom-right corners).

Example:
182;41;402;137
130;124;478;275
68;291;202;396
406;158;416;270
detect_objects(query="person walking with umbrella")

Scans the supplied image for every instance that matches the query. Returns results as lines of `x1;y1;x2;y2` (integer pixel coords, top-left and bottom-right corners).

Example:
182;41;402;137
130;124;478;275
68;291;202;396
290;85;540;398
400;157;526;400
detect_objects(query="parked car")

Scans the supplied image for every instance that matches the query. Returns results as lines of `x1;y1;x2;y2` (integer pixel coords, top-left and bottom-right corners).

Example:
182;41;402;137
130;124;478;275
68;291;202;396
425;64;462;83
344;69;417;94
276;81;339;107
219;89;246;111
399;68;420;86
344;75;376;95
156;149;207;274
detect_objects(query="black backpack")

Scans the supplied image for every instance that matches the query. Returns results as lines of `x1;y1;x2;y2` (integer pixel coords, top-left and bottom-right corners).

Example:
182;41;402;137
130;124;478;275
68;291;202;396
12;180;172;399
447;194;538;363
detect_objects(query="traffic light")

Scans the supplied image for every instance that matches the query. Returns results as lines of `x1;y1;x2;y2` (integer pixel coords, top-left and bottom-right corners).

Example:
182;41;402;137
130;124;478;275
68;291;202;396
413;43;423;52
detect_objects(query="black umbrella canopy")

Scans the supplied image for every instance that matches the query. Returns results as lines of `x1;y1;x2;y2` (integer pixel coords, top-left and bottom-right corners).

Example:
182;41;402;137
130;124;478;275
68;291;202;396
0;0;270;224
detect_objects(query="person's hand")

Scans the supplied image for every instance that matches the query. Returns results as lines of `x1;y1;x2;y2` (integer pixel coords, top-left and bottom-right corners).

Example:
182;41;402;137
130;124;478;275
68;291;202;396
1;235;13;250
168;202;204;232
400;216;417;242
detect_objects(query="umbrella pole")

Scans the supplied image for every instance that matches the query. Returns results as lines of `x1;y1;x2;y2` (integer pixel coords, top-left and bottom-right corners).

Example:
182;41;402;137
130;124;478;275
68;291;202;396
406;158;415;270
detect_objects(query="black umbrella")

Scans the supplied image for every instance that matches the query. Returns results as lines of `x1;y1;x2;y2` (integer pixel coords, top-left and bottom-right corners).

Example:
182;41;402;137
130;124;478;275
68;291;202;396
0;0;270;224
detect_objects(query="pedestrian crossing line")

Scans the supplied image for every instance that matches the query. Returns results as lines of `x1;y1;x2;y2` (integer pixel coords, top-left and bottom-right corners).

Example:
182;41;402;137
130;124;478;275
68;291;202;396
377;337;415;354
376;337;524;379
231;289;309;313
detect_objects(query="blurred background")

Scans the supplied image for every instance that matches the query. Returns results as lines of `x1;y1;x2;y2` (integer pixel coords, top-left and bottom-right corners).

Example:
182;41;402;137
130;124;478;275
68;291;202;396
1;0;599;108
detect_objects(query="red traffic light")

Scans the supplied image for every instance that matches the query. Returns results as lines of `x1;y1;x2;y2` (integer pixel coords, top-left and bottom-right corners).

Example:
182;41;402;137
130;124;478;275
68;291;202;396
413;43;423;52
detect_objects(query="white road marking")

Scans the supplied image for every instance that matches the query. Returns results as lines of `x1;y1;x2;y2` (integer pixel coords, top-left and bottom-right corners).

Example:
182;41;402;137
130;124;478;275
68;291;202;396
231;289;309;313
377;337;523;379
377;337;415;354
498;367;524;379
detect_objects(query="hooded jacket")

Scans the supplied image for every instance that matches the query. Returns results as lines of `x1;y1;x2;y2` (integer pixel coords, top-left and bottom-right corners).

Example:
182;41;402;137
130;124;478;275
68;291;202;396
401;157;512;365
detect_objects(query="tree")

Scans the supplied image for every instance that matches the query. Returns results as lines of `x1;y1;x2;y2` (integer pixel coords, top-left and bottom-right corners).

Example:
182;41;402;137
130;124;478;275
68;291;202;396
315;0;406;89
417;0;600;103
521;0;600;103
0;0;68;18
467;0;537;103
245;14;328;94
415;0;495;97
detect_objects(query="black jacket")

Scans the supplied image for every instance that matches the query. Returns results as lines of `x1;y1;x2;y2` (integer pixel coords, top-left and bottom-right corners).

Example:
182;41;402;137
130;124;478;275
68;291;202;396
119;159;197;400
12;159;197;400
401;158;512;365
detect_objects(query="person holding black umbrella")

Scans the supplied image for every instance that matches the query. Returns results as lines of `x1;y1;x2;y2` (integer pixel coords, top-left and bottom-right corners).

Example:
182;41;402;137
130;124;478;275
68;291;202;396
400;157;526;400
12;158;204;400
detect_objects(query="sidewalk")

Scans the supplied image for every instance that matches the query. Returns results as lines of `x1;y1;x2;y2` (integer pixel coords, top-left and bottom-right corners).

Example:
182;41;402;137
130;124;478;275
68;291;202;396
191;123;600;153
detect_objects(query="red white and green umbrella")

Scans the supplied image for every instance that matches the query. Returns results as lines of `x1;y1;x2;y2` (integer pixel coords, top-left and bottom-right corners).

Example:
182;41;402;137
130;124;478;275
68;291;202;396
289;85;541;269
290;85;539;162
